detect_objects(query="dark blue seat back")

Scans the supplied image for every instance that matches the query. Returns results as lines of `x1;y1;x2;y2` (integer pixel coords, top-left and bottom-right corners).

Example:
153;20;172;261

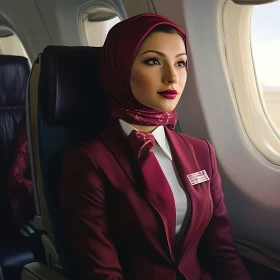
35;46;109;278
0;55;35;280
0;55;30;230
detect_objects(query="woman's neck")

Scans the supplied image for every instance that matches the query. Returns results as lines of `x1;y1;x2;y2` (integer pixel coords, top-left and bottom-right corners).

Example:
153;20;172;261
129;123;157;133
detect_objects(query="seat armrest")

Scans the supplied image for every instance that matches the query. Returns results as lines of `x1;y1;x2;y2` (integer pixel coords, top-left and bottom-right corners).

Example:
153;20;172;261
22;262;67;280
20;221;36;237
20;216;46;238
235;239;280;271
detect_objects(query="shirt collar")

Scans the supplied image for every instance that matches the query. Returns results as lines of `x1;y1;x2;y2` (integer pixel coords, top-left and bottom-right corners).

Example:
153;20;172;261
119;119;172;160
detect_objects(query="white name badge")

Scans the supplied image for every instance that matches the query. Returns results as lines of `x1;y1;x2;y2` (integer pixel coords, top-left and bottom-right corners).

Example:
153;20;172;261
187;170;209;186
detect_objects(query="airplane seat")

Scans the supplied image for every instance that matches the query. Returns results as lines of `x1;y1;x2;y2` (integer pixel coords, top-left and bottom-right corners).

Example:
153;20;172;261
25;46;109;279
0;55;34;280
24;45;180;280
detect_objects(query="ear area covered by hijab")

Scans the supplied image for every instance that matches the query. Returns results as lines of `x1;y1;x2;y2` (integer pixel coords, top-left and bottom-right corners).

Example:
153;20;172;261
100;13;188;130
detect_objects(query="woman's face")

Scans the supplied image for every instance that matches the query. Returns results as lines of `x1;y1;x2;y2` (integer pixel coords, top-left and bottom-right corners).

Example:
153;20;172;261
130;31;187;112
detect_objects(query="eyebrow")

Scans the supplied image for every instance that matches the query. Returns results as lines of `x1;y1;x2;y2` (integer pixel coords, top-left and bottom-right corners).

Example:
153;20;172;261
140;50;187;57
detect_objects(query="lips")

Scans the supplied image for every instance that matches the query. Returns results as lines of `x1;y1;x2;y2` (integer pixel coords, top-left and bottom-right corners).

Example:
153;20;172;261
157;89;178;99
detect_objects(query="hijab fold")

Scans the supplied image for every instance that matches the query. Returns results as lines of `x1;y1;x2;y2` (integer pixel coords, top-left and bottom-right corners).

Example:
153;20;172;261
100;13;187;130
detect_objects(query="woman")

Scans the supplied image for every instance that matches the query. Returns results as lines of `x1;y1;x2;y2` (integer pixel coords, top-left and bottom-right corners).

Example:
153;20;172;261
60;14;251;280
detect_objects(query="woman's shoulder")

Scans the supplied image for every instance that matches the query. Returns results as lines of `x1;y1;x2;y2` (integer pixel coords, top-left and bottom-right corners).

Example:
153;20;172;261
173;131;214;153
62;135;106;163
173;131;218;177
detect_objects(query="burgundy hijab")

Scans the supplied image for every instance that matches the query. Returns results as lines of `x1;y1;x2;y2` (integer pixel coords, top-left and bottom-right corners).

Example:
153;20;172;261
100;13;187;130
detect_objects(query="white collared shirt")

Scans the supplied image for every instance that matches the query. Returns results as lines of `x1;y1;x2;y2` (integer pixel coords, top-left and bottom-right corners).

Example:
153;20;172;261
119;120;188;239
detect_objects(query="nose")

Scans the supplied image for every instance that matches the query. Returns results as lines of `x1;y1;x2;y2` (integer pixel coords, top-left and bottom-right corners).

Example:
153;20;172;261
162;64;178;85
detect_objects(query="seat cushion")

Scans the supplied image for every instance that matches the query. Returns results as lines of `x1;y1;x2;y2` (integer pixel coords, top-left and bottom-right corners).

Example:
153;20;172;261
0;235;34;280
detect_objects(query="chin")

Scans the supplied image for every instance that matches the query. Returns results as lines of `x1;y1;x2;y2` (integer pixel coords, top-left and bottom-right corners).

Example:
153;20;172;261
155;102;178;112
142;99;178;112
157;97;180;112
152;105;177;112
163;107;176;113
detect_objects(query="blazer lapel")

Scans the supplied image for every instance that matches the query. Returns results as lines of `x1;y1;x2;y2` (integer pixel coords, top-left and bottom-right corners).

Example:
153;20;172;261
165;128;212;261
101;122;176;262
100;121;137;186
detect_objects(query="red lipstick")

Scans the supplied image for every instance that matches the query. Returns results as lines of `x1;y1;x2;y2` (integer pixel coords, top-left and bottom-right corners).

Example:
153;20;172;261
157;89;177;99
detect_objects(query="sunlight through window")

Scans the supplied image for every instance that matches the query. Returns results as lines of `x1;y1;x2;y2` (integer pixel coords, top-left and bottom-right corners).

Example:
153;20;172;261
251;1;280;134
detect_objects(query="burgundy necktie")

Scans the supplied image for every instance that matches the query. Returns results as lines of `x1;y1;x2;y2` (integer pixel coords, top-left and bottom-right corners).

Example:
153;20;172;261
128;130;156;165
128;129;176;259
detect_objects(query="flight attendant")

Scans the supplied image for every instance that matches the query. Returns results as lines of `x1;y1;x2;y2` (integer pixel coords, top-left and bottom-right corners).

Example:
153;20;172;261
60;13;251;280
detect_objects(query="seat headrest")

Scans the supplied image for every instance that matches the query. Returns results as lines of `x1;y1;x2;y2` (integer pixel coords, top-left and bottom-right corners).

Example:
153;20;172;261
39;46;109;125
0;55;30;106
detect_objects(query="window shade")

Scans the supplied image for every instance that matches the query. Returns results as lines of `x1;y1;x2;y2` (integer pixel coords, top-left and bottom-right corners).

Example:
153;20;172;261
232;0;279;5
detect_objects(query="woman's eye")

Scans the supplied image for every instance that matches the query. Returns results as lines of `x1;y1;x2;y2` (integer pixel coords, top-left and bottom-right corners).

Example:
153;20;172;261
144;58;161;65
176;61;186;68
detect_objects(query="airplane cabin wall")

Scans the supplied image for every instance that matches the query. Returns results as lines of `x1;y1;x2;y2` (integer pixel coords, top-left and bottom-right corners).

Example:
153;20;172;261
150;0;280;255
0;0;279;258
0;0;51;62
32;0;127;46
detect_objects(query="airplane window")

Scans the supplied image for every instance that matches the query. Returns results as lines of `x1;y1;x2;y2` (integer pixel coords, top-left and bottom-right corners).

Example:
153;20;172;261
81;9;120;47
251;1;280;134
0;28;29;58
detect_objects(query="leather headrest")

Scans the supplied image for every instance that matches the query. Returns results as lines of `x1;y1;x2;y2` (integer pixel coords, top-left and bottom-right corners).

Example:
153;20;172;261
0;55;30;106
38;46;109;125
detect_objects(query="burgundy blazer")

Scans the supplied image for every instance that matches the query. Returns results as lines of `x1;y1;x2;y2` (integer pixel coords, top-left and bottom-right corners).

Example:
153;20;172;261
60;122;251;280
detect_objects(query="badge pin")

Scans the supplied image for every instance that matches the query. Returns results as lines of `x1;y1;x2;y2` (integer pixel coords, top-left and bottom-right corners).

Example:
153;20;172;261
187;170;209;186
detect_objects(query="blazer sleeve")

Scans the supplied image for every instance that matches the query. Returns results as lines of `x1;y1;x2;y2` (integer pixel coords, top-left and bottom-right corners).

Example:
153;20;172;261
198;140;252;280
60;145;124;280
8;120;35;224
